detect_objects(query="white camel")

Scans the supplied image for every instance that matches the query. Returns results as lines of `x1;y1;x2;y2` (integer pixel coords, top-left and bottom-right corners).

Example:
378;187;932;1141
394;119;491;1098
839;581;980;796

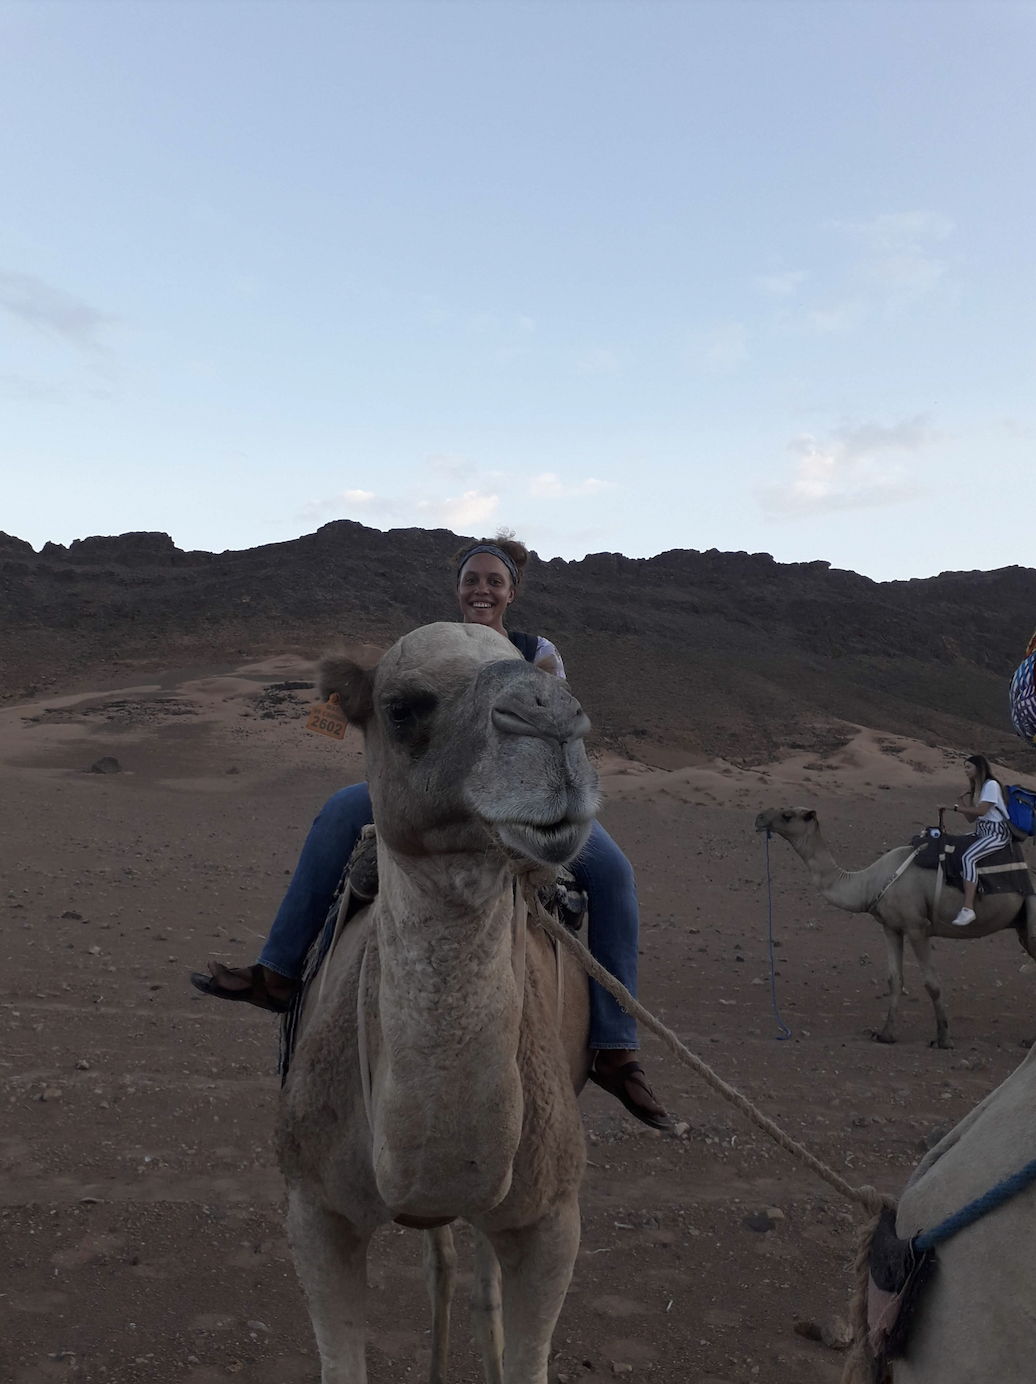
841;1044;1036;1383
756;807;1036;1048
277;623;597;1384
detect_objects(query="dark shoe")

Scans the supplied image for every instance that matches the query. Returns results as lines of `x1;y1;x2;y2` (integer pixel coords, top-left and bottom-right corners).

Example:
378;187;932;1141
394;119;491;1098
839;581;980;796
189;961;294;1014
588;1059;675;1132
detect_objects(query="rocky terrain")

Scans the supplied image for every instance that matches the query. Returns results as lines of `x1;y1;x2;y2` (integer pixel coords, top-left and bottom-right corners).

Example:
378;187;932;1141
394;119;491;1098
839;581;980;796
4;526;1036;1382
3;523;1036;769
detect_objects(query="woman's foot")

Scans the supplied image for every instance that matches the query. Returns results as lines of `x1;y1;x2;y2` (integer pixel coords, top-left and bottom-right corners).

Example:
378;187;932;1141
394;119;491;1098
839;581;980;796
589;1050;674;1131
189;961;296;1013
951;907;976;927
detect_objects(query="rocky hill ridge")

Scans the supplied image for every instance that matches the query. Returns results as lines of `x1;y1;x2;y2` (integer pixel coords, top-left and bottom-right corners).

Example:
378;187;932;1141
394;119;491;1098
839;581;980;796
4;523;1035;767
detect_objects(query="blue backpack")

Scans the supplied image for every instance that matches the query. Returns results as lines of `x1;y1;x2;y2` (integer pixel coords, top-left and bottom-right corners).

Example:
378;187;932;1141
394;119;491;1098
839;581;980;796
1005;784;1036;838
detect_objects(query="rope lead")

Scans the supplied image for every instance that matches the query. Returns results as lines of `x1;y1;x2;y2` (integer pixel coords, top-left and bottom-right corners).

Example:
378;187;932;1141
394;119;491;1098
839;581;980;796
524;881;892;1218
765;830;792;1041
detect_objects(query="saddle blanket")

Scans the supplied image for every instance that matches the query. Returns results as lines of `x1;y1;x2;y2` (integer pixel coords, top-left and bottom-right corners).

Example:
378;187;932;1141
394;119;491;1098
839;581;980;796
909;828;1033;898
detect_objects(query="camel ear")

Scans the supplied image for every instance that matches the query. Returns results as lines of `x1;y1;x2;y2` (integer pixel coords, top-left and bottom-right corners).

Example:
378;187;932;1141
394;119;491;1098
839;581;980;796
803;809;817;821
319;647;380;725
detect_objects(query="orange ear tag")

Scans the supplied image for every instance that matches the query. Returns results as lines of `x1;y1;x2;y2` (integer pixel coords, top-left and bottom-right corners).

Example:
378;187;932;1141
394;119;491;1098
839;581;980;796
305;693;348;740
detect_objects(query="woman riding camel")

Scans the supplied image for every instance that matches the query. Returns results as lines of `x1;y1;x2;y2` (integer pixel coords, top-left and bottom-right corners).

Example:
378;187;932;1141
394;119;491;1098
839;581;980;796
948;753;1012;927
192;535;672;1129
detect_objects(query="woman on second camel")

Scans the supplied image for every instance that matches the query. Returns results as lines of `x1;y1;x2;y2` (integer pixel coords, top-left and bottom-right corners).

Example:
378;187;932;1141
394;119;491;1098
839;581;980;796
948;753;1012;927
193;535;672;1130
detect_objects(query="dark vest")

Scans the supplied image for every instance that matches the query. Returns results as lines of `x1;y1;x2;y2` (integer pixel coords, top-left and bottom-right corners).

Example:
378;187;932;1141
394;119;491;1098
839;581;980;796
508;630;539;663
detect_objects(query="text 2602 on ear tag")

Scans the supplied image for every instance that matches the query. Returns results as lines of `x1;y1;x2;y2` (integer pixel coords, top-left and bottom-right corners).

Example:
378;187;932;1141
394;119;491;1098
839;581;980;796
306;693;348;740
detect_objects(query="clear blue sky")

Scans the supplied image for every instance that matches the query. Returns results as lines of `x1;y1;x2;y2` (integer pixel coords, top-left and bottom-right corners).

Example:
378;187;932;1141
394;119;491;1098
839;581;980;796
1;0;1033;579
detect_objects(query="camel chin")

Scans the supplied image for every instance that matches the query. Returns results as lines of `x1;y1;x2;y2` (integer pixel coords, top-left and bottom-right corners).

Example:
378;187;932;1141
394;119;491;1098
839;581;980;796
496;816;594;867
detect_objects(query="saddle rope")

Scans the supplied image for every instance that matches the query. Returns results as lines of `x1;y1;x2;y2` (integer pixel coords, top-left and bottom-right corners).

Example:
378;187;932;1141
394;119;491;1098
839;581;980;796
867;846;921;915
520;878;892;1218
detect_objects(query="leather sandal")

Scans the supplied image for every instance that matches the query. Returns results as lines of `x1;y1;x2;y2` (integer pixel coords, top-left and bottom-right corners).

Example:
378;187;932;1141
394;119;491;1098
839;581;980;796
189;961;294;1014
587;1059;675;1132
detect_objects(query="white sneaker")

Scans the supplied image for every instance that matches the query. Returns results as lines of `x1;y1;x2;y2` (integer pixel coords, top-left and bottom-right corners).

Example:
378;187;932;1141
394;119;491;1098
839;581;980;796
951;907;976;927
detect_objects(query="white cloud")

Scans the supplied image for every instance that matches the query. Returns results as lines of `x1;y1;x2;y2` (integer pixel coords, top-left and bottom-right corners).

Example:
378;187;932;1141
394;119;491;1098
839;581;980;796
0;269;115;350
528;472;615;500
806;300;866;334
837;211;955;302
0;373;66;403
425;452;475;480
415;489;499;527
574;347;620;375
703;322;747;367
298;485;498;531
759;415;943;518
1001;418;1033;439
756;270;806;297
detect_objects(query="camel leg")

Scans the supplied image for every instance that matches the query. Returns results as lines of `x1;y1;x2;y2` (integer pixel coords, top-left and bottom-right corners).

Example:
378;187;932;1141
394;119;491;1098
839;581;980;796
286;1188;372;1384
1020;896;1036;962
483;1195;581;1384
423;1226;457;1384
470;1228;504;1384
906;931;951;1050
874;926;904;1044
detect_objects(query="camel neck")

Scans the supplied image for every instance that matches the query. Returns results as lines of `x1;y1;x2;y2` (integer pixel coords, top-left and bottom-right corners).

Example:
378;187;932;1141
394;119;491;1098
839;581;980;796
366;844;526;1218
784;829;879;912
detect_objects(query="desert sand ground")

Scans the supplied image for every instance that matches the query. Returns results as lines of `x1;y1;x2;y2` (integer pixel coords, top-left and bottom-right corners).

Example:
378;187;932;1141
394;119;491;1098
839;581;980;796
2;661;1034;1384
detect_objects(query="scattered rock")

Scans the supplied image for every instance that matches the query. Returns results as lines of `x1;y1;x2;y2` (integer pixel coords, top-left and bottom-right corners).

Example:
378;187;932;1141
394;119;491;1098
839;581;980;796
225;766;240;775
89;756;122;774
794;1319;823;1342
75;1059;91;1071
61;911;83;920
794;1317;852;1350
673;1120;690;1137
821;1317;853;1350
765;1206;785;1221
41;1086;63;1101
743;1213;775;1233
611;1365;634;1376
921;1126;949;1152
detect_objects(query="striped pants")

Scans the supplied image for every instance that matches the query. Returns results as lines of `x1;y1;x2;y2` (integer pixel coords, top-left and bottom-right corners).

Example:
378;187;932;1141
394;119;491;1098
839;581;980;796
1011;653;1036;744
960;819;1012;884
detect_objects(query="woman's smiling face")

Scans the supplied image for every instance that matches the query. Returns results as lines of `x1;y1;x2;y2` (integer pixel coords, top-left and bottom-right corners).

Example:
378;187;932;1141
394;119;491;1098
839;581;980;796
457;554;516;630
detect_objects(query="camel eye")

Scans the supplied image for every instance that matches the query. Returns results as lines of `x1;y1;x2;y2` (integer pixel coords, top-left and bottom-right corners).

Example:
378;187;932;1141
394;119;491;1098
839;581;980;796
383;692;438;749
781;811;794;822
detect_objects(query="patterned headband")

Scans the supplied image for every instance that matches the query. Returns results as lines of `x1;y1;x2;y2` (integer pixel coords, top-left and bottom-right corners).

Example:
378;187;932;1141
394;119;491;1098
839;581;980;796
456;543;520;586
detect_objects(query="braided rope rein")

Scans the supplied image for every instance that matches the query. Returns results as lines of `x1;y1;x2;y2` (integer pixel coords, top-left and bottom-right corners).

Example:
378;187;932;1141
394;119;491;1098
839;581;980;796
523;881;893;1219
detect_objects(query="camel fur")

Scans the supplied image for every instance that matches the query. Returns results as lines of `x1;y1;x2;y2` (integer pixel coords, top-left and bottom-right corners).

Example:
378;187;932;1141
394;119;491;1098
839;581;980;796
756;807;1036;1048
277;622;598;1383
840;1044;1036;1383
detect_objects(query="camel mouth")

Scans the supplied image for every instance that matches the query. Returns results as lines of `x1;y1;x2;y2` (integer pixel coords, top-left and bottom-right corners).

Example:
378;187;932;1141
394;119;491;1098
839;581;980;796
496;816;593;866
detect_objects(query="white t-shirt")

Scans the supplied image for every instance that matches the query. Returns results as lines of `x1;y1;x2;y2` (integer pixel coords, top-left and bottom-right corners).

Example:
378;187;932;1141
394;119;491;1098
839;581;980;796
535;636;566;679
977;778;1008;826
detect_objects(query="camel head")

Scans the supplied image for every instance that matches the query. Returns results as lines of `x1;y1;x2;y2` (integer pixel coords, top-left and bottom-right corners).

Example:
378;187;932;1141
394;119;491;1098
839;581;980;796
755;806;819;847
320;622;599;866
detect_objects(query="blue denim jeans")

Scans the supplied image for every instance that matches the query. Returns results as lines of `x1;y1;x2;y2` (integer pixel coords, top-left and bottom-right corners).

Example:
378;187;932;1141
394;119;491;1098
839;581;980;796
258;782;639;1050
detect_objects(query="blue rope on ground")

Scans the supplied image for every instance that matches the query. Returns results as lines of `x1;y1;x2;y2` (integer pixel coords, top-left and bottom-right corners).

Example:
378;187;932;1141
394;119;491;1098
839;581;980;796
765;830;792;1041
915;1155;1036;1252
